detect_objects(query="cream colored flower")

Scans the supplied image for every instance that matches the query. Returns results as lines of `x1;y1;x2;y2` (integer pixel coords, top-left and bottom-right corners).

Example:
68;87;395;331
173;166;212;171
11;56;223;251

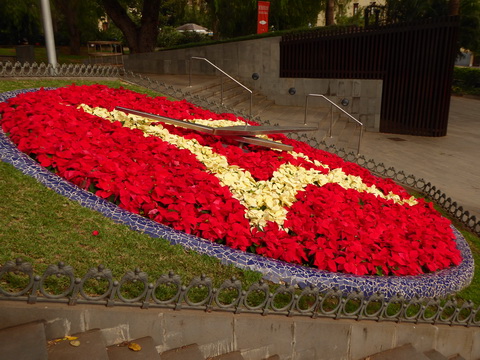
80;105;418;229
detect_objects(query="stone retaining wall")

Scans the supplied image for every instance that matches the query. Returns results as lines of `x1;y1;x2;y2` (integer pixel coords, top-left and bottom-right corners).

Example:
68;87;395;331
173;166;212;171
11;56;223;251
124;37;383;131
1;301;478;359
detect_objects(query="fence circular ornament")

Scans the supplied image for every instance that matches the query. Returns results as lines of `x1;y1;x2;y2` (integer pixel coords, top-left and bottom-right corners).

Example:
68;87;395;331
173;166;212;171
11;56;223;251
116;268;149;303
184;275;212;306
363;292;384;318
0;88;475;301
244;281;270;310
319;288;343;315
39;262;76;299
214;277;243;308
270;284;295;312
0;258;35;297
151;271;182;304
295;285;319;313
79;265;114;301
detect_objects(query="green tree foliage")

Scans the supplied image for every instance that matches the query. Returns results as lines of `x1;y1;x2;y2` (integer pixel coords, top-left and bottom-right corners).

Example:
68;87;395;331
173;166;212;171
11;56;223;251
200;0;257;39
53;0;104;54
458;0;480;54
269;0;323;30
100;0;162;53
0;0;41;45
182;0;211;25
385;0;480;53
197;0;324;38
99;0;192;53
0;0;102;54
159;0;188;27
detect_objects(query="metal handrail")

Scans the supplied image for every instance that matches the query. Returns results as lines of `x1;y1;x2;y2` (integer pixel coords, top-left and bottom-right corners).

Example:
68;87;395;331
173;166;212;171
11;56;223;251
304;94;364;154
189;57;253;125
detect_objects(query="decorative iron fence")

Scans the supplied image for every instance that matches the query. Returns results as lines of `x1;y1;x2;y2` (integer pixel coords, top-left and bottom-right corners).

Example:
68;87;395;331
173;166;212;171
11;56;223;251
0;61;123;77
1;258;479;327
280;17;460;137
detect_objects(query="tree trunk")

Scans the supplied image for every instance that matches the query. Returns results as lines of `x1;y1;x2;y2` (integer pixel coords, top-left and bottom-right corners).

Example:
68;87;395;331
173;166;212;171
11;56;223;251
54;0;82;55
449;0;460;16
65;3;81;55
137;0;161;53
325;0;335;26
101;0;161;54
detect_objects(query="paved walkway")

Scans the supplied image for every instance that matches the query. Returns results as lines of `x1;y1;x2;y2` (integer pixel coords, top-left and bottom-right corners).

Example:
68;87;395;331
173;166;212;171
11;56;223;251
359;96;480;221
132;74;480;221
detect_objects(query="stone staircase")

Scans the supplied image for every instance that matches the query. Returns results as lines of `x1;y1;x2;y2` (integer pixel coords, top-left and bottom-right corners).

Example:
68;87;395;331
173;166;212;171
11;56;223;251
185;76;276;118
0;320;280;360
364;343;466;360
183;76;362;154
1;319;472;360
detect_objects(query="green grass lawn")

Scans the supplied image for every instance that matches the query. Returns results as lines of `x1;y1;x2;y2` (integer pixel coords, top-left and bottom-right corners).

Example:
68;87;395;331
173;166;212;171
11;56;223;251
0;46;89;64
0;79;262;292
0;160;262;287
1;78;479;305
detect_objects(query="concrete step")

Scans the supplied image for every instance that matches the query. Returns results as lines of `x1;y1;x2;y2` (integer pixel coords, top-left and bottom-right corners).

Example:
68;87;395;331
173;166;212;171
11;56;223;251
48;328;108;360
224;95;275;119
191;79;239;99
252;95;275;111
448;355;466;360
254;103;275;118
185;78;276;120
207;351;245;360
335;121;362;153
107;336;160;360
424;349;449;360
223;92;250;108
159;343;204;360
364;343;431;360
184;78;221;95
219;84;246;100
0;320;48;360
321;113;361;153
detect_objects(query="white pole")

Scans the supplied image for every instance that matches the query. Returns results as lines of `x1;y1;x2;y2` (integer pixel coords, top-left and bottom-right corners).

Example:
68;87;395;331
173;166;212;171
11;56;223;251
40;0;58;68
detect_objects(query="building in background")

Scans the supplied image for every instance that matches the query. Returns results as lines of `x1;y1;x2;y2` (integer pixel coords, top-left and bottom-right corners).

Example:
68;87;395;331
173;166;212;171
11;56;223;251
316;0;386;26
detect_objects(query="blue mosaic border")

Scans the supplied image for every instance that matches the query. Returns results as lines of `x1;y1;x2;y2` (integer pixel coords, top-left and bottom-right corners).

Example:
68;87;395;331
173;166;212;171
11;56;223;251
0;88;474;300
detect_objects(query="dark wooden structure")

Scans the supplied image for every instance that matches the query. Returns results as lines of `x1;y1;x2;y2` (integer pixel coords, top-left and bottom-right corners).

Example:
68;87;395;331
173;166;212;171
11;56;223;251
280;17;460;136
87;41;124;67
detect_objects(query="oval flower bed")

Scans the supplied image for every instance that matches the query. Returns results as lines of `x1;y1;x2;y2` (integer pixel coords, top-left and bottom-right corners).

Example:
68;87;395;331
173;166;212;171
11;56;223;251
0;85;473;298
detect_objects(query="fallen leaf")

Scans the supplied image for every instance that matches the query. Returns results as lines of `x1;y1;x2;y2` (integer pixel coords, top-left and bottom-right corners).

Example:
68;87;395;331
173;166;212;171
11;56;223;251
128;342;142;351
70;340;81;347
64;336;78;341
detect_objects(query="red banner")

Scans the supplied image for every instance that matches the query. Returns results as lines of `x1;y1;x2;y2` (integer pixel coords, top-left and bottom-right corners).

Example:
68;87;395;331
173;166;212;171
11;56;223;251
257;1;270;34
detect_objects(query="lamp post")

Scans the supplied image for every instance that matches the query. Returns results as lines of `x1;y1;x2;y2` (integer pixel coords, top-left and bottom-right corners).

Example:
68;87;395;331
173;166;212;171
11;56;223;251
40;0;58;68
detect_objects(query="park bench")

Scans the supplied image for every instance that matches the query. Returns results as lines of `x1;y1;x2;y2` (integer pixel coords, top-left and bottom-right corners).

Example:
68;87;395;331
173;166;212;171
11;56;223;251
87;40;124;67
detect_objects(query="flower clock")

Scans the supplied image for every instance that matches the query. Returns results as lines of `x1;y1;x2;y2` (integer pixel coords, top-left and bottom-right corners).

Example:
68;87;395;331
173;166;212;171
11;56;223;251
0;85;473;298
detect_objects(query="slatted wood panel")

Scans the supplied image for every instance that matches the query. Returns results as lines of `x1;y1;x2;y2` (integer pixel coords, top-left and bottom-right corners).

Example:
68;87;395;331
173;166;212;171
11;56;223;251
280;17;460;136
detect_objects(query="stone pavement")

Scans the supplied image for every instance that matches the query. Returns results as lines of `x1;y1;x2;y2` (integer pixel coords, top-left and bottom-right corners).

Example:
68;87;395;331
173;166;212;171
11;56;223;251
128;74;480;221
358;95;480;221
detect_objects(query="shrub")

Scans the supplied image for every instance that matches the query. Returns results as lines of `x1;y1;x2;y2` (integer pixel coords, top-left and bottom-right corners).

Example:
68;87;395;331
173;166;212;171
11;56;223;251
453;66;480;96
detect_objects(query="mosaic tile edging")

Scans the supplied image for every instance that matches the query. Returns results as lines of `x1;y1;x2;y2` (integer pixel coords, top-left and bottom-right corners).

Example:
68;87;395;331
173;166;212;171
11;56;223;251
0;88;474;300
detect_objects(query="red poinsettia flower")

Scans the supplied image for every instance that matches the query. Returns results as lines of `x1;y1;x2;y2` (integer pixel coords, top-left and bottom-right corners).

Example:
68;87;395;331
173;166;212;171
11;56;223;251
0;85;461;276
